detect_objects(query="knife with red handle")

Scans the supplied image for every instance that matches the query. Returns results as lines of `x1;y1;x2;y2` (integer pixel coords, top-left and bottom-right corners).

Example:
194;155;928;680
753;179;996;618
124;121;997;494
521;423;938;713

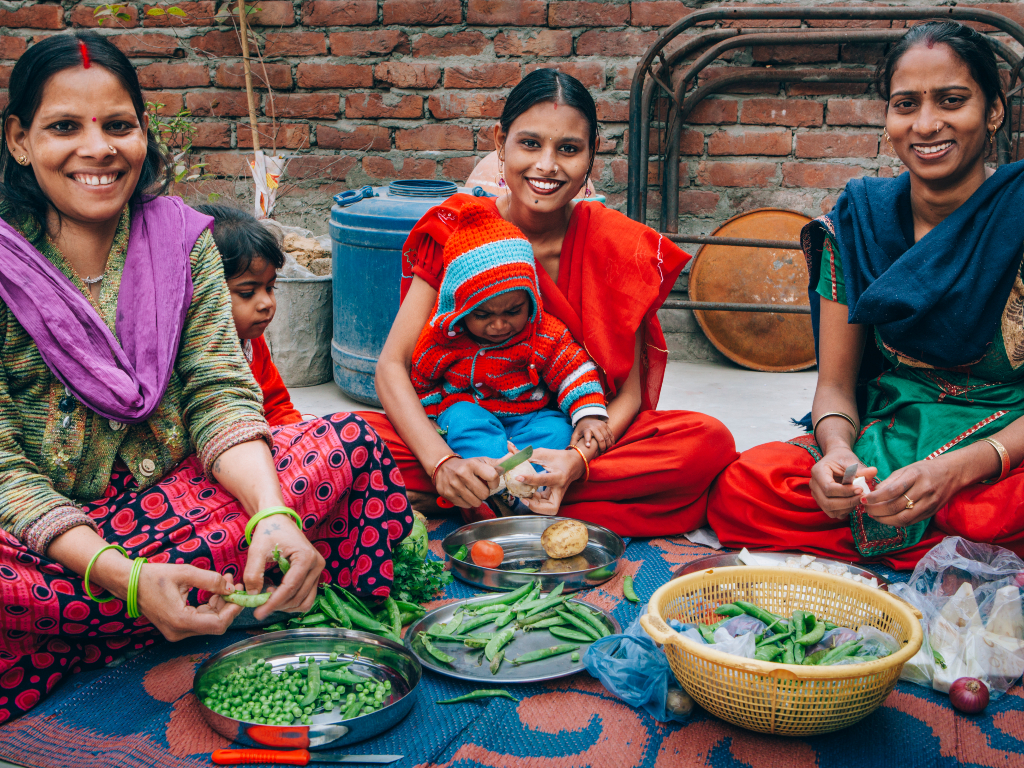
211;749;403;765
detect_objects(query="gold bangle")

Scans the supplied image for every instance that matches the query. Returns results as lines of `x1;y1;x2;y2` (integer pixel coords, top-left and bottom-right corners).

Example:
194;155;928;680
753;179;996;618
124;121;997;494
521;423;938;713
568;443;590;483
431;452;461;486
979;437;1011;484
812;411;858;438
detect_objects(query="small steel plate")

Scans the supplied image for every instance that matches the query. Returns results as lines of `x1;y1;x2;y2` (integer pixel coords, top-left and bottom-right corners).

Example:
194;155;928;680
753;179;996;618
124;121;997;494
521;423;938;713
406;595;620;684
442;516;624;593
689;208;816;372
193;628;421;750
673;551;890;588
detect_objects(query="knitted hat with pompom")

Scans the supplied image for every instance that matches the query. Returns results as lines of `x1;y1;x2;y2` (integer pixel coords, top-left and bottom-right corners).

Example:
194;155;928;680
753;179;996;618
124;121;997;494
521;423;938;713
429;201;542;338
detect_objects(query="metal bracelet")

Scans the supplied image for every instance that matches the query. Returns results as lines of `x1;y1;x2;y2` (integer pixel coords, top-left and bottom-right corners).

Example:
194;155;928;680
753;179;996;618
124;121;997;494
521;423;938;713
978;437;1011;485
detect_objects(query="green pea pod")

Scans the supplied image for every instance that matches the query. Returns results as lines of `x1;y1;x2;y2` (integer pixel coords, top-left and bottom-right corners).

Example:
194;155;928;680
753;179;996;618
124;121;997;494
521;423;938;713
715;604;745;618
463;637;491;649
470;604;509;616
334;586;374;618
465;582;534;610
791;610;806;636
427;621;445;637
803;649;828;665
518;583;566;614
555;609;600;640
319;669;363;686
754;645;784;662
318;595;347;627
484;628;515;661
549;626;594;643
819;640;861;666
263;622;288;632
419;632;455;665
518;608;560;626
292;612;329;626
794;642;805;664
734;600;788;633
322;589;353;629
272;545;291;575
298;662;320;707
456;614;497;635
395;600;423;614
697;623;716;644
451;545;468;561
796;617;825;647
566;602;610;638
511;644;579;666
782;640;796;665
824;621;837;631
437;689;518;705
490;649;504;675
339;603;385;633
384;597;403;636
622;574;640;603
224;591;271;607
494;606;515;628
523;616;567;631
297;660;352;676
342;697;364;719
400;611;423;626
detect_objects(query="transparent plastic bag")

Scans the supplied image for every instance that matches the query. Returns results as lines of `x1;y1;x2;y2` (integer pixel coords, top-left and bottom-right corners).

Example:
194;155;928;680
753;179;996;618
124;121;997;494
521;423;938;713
890;536;1024;699
582;608;693;723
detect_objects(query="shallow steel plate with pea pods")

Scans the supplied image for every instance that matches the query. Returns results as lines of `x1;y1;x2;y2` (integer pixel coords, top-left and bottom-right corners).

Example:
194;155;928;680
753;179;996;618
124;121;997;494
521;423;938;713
405;594;620;684
193;628;420;750
442;516;625;593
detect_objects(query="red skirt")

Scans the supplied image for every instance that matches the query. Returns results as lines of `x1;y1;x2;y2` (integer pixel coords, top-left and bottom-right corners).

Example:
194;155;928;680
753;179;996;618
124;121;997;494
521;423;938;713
707;441;1024;569
358;410;738;538
0;414;413;725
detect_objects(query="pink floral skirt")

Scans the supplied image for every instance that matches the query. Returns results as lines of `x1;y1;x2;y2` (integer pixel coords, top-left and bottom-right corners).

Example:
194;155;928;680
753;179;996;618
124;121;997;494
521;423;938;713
0;413;412;724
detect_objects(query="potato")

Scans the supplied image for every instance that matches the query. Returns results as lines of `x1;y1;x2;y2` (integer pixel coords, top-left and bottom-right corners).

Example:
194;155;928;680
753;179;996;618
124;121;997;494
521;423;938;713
540;554;590;573
541;519;588;559
503;471;534;499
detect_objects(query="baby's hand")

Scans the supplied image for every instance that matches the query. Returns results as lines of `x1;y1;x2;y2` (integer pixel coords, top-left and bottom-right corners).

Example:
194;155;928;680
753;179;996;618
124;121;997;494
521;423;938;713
572;417;614;455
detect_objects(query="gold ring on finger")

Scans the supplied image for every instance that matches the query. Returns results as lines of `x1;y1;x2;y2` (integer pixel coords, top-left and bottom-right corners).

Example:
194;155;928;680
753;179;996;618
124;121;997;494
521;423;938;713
903;494;915;510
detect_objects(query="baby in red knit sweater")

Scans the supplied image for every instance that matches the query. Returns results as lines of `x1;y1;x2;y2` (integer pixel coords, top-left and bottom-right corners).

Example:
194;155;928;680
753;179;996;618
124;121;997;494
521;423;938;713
411;202;612;493
198;204;303;428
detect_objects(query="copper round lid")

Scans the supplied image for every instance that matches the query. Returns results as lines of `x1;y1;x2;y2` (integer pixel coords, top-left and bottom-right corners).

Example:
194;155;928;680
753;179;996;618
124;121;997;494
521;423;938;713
688;208;816;372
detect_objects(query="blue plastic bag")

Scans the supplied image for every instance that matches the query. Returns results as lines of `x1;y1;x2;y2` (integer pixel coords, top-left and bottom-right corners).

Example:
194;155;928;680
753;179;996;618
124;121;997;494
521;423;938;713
582;607;693;723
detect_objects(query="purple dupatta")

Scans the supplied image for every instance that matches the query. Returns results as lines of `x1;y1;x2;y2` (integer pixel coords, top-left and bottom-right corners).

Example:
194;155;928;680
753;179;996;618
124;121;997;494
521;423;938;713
0;196;213;423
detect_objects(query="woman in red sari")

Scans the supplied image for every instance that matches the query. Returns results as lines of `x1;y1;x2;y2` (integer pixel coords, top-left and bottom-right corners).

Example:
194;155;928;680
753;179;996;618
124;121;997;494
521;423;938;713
363;70;737;537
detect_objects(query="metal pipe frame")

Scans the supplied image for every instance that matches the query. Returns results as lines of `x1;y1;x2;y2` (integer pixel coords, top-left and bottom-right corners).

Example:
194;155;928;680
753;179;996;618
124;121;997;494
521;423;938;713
628;6;1024;222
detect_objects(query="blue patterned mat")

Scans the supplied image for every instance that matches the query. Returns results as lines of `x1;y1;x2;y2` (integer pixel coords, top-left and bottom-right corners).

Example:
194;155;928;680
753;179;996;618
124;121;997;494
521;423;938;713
1;517;1023;768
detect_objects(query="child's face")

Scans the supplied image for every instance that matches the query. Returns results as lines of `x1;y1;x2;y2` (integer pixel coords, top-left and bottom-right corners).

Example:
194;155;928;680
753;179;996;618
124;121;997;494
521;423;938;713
463;290;530;345
227;257;277;340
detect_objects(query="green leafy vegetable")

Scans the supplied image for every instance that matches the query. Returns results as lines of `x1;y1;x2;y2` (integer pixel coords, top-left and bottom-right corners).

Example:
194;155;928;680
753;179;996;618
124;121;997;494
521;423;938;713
392;513;451;604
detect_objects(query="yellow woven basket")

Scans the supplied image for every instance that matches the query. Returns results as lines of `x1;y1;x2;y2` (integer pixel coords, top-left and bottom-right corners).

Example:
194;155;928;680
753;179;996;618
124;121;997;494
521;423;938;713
640;566;923;736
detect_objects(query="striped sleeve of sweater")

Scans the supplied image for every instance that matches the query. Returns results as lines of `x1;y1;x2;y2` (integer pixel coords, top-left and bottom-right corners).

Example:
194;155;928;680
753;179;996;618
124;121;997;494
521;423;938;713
536;316;607;425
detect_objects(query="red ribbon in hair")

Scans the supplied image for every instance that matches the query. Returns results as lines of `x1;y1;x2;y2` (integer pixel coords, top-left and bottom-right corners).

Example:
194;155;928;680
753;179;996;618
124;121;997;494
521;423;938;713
78;39;90;68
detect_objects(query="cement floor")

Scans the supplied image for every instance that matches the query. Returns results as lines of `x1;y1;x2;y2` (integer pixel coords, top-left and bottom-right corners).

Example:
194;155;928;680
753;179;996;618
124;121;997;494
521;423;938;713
291;359;818;453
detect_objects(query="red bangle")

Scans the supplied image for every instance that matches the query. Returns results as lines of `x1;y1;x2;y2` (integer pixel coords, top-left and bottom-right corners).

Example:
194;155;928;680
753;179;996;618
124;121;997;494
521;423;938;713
568;444;590;483
431;453;462;487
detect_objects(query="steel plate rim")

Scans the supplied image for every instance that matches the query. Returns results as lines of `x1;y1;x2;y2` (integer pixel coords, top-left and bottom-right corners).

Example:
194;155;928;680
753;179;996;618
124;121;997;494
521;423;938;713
672;550;890;588
405;594;620;684
441;515;625;592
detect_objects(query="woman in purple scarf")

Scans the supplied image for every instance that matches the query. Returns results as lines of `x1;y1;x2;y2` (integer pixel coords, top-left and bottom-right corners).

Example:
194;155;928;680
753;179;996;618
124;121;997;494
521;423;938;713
0;33;412;723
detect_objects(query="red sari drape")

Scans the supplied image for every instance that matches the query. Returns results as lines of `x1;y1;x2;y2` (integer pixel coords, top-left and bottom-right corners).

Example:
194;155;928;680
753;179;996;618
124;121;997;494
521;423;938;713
360;195;738;537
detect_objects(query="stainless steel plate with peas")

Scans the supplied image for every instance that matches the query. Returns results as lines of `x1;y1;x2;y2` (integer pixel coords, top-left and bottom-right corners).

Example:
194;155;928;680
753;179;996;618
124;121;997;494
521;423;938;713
442;516;624;593
673;551;890;588
193;628;420;750
405;595;620;684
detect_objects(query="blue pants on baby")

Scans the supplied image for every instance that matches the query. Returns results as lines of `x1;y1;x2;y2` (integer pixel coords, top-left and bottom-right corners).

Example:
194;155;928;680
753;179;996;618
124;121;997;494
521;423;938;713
437;401;574;461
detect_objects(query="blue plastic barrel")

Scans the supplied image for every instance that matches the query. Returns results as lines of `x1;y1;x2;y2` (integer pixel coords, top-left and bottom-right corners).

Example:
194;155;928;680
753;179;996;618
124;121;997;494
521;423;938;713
331;179;485;405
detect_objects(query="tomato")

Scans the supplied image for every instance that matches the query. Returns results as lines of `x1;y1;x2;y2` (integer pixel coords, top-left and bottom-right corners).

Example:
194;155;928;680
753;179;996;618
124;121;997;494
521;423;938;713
471;540;504;569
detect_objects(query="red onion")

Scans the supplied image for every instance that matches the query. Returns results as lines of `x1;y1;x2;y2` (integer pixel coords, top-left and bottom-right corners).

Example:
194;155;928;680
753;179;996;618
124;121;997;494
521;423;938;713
949;677;989;714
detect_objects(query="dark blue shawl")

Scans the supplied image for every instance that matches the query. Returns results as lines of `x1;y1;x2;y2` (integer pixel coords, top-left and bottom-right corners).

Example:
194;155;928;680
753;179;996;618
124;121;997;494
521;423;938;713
802;160;1024;369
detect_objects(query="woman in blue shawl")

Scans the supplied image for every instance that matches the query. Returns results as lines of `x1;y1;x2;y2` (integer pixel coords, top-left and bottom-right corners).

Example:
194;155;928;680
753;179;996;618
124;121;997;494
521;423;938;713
708;21;1024;568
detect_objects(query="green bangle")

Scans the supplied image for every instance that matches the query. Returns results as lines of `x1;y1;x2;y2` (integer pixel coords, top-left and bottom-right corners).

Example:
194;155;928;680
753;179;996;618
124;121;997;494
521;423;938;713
245;506;302;545
127;557;147;619
84;544;128;603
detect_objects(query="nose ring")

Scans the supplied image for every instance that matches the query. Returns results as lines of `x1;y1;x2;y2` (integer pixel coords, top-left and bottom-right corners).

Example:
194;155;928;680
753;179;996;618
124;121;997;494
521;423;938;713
108;145;117;155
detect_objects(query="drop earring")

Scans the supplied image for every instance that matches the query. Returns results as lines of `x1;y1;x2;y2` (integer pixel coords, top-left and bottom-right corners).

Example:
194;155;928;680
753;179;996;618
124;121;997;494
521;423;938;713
497;158;506;188
883;130;895;152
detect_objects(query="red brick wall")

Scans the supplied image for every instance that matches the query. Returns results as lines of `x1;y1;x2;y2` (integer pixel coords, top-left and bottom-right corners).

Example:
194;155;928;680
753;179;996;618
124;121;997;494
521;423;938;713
1;1;1021;229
